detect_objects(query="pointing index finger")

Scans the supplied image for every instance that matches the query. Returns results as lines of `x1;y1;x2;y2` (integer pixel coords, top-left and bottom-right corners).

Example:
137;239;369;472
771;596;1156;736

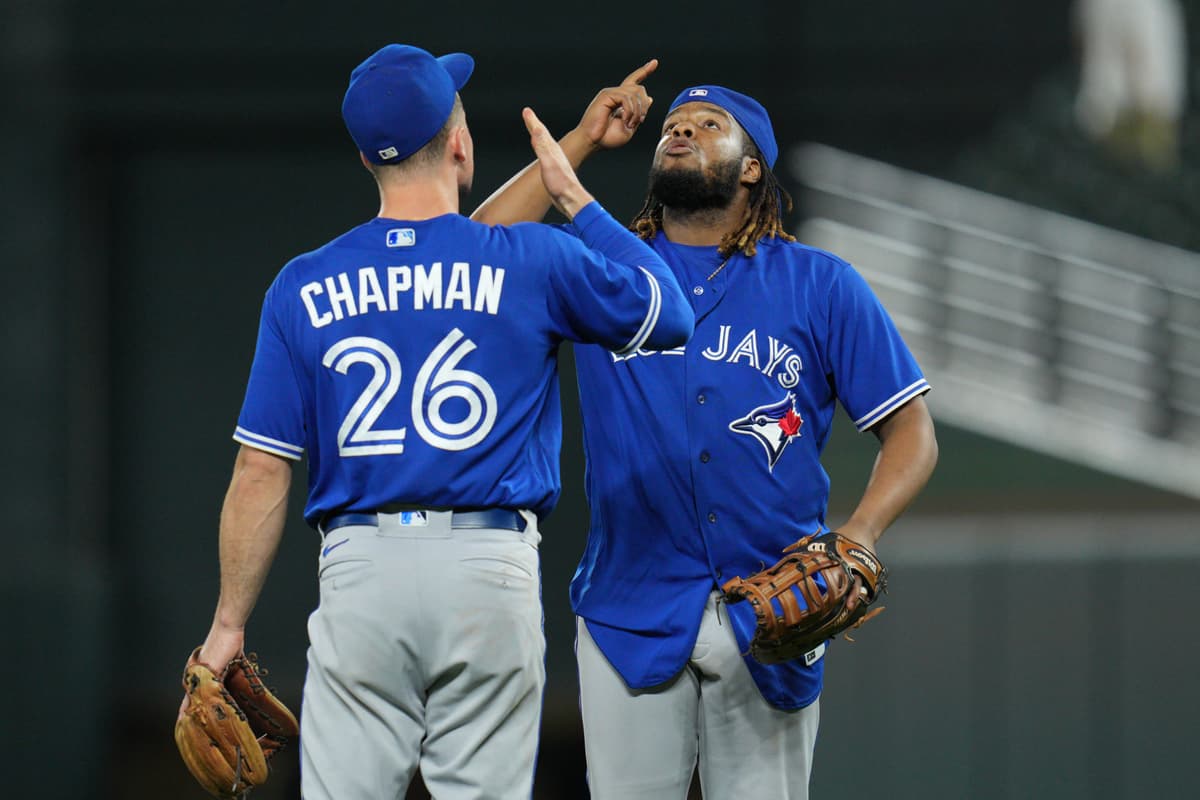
621;58;659;87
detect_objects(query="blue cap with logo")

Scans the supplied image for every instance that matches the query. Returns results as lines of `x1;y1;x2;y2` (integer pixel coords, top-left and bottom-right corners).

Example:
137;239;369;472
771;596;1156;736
342;44;475;165
668;85;778;169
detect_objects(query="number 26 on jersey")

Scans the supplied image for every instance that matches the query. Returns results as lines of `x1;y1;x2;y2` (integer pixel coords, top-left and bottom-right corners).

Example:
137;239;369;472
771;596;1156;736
322;328;497;456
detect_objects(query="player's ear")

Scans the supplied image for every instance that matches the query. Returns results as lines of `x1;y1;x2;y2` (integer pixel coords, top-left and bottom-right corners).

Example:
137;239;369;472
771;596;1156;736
359;152;373;171
448;125;472;166
740;155;762;187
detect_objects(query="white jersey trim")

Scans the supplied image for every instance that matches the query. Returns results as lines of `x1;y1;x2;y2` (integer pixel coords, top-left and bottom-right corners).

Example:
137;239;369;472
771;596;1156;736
853;378;931;431
233;427;305;460
612;266;662;356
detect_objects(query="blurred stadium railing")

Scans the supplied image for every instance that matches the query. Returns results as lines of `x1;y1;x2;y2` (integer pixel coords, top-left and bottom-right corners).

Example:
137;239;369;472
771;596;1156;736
791;143;1200;500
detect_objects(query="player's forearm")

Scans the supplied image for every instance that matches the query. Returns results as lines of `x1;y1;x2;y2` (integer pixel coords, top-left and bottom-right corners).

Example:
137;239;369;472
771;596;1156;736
212;446;293;632
471;128;597;225
837;397;937;549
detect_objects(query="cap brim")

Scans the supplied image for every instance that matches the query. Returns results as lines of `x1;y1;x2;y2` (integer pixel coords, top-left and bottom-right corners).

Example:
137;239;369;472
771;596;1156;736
437;53;474;91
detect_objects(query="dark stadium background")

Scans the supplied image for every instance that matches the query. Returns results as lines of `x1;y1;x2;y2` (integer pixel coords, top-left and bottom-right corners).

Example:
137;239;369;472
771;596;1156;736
5;1;1198;798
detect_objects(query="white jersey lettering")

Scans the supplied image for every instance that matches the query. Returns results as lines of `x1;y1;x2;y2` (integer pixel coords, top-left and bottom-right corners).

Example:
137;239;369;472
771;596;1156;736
357;267;387;314
300;281;333;328
413;263;442;310
300;262;507;329
726;329;760;369
387;266;412;308
779;354;803;388
474;265;504;315
445;262;472;310
762;336;793;376
325;272;358;320
702;325;731;361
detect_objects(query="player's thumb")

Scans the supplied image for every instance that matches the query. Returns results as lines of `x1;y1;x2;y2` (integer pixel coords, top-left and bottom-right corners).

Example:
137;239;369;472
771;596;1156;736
523;107;548;145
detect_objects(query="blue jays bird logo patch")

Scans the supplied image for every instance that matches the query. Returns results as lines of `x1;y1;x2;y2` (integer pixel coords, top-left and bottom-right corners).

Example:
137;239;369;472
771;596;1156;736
729;392;803;470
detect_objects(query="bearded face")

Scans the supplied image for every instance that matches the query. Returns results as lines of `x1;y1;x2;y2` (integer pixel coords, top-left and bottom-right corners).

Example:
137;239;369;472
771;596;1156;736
646;154;744;212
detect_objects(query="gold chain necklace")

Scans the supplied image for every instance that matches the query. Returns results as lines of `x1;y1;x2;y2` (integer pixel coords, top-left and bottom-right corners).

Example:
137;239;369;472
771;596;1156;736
706;257;731;281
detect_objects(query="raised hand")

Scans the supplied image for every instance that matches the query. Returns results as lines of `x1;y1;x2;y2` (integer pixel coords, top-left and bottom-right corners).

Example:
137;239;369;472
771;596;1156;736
524;106;595;220
575;59;658;151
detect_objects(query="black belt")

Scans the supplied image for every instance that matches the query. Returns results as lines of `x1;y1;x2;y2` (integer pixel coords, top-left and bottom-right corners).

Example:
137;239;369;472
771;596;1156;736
321;508;526;534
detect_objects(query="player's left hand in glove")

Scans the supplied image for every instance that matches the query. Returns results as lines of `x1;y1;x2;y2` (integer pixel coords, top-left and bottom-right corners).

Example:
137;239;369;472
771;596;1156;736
722;531;888;665
174;647;300;798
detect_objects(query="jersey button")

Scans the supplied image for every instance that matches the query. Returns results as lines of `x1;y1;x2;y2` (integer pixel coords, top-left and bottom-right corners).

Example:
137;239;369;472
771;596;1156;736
700;451;710;463
692;285;704;295
707;512;717;523
697;394;706;404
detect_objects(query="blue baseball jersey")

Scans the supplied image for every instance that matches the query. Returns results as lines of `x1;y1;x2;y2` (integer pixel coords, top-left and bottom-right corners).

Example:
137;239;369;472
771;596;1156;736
233;202;692;527
569;233;930;710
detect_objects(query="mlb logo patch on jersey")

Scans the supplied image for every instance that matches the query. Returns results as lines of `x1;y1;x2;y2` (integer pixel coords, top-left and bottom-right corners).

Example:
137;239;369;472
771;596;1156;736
397;510;428;527
688;88;708;97
386;228;416;247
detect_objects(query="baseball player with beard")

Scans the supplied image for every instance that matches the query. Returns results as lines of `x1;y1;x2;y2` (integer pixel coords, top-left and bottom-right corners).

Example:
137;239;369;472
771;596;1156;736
182;45;692;800
474;63;938;798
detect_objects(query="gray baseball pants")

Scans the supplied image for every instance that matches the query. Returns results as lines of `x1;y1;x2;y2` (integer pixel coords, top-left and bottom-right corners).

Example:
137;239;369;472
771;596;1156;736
576;591;819;799
300;510;545;800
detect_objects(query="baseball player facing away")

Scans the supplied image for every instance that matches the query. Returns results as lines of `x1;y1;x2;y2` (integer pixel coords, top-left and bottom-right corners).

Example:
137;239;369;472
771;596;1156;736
179;45;693;800
473;61;938;799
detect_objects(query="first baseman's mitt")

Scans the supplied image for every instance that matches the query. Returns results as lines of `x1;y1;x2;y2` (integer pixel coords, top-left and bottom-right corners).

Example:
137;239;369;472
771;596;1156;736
174;647;300;798
722;532;887;665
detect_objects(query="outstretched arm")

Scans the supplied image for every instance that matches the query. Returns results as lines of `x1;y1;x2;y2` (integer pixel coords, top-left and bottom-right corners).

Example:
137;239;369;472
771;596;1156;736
471;59;658;225
835;396;938;550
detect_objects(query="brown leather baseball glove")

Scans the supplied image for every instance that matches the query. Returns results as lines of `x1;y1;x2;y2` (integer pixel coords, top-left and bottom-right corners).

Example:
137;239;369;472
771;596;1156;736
722;532;888;665
174;647;300;798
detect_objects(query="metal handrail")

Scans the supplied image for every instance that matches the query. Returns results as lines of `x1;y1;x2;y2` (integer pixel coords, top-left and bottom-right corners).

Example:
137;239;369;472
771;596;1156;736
790;143;1200;499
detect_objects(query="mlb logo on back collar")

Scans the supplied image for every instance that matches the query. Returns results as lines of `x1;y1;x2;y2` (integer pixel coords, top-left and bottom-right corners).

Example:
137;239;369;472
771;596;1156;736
689;88;708;97
387;228;416;247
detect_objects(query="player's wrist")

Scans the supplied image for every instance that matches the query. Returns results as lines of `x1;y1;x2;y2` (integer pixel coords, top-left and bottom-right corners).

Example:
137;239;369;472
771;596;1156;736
832;521;880;552
561;127;601;163
555;188;596;221
211;610;248;637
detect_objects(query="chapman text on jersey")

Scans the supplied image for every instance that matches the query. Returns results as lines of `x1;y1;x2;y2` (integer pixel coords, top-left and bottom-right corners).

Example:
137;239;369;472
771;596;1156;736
299;263;506;328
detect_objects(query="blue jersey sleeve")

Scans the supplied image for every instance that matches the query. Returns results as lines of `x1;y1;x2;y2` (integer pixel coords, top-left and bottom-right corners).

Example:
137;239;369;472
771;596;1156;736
824;263;930;431
233;280;306;459
543;202;693;354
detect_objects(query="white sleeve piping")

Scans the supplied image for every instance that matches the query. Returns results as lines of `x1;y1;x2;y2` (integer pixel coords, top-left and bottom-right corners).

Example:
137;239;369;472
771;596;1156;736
853;379;931;431
612;266;663;356
233;427;304;460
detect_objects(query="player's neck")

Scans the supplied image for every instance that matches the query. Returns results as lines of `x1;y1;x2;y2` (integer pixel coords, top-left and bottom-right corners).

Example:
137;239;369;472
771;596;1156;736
375;176;461;221
660;199;748;247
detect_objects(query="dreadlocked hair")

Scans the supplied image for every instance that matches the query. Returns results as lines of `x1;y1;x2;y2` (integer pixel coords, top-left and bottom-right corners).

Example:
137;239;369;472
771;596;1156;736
630;143;796;258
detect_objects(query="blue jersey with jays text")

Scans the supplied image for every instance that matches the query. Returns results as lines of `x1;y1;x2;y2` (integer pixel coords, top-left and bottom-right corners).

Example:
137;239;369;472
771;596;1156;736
234;202;692;527
569;233;930;710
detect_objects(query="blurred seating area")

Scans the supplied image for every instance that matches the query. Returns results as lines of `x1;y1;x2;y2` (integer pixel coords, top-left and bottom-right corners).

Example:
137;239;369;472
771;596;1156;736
951;76;1199;251
790;141;1200;501
949;4;1198;251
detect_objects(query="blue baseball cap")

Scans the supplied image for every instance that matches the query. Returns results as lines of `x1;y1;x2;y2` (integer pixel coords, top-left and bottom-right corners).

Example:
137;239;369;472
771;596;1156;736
342;44;475;165
667;85;778;169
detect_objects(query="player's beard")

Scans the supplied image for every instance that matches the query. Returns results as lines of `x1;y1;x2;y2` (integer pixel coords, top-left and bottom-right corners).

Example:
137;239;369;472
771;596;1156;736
647;156;742;212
